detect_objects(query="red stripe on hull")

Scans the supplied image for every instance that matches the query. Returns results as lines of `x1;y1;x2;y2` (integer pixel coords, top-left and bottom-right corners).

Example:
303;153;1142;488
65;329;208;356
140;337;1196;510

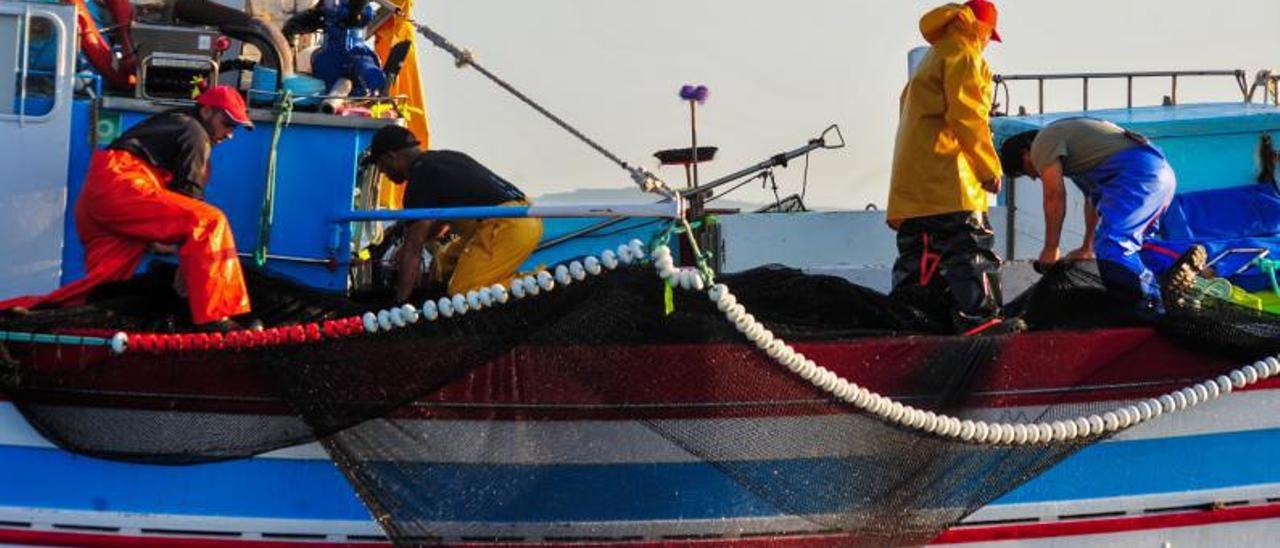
935;501;1280;543
4;328;1250;417
5;502;1280;548
0;528;382;547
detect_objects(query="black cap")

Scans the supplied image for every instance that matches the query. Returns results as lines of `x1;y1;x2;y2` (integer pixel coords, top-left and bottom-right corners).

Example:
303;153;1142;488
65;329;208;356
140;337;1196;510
361;125;420;166
999;130;1040;178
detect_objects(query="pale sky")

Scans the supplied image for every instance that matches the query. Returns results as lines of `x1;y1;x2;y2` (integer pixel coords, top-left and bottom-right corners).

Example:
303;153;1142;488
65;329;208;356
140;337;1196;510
413;0;1280;210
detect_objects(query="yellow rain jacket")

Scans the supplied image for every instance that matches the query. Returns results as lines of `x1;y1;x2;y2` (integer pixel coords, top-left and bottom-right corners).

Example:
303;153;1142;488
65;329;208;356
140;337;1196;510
886;3;1002;227
373;0;431;210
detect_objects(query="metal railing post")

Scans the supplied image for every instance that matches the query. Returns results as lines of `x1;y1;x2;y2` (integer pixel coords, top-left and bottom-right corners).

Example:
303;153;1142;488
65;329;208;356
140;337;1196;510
1037;79;1044;114
1005;175;1016;259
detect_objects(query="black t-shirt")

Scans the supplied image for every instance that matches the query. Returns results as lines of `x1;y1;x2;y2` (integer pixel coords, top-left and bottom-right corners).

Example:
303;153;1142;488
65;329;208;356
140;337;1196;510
402;150;526;209
109;108;211;198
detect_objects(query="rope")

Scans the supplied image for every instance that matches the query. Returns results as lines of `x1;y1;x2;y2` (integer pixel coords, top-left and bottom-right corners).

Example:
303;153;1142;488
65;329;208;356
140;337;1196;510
8;235;1280;448
1258;257;1280;297
255;91;295;267
652;238;1280;445
0;329;127;355
412;22;674;198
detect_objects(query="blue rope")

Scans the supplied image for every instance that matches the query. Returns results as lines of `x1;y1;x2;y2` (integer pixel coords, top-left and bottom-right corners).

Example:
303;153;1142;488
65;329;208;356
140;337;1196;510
0;330;110;347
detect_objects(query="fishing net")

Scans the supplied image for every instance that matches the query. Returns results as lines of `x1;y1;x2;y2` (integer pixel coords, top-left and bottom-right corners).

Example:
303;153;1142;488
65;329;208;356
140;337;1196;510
0;259;1276;546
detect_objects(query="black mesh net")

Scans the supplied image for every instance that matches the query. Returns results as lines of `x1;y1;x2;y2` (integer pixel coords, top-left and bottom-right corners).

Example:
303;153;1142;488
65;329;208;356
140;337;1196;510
1;260;1276;545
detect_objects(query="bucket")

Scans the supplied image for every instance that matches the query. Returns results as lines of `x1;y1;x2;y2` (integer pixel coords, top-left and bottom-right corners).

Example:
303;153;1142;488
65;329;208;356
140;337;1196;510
249;67;325;107
248;65;280;106
284;74;326;106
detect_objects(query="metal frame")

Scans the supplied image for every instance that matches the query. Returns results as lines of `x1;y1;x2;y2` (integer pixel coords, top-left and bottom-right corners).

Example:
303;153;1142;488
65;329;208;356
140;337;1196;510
993;70;1249;115
1207;248;1271;278
533;125;845;253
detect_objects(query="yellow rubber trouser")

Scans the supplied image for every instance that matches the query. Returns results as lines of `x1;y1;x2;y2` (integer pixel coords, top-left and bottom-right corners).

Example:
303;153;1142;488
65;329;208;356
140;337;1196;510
429;200;544;295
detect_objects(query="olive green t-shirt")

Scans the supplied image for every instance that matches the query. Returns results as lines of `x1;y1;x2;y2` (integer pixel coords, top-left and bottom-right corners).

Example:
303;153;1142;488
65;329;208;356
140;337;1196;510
1029;118;1140;178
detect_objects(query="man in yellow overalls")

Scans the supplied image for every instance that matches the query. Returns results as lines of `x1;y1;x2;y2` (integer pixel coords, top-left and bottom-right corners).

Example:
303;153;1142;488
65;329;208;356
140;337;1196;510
886;1;1020;336
362;126;543;302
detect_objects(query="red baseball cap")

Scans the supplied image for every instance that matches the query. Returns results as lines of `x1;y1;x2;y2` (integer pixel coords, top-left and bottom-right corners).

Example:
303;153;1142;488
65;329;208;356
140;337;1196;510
196;85;254;130
965;0;1001;42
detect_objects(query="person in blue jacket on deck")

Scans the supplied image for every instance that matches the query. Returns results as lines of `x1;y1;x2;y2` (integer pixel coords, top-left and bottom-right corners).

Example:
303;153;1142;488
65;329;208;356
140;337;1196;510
999;117;1205;315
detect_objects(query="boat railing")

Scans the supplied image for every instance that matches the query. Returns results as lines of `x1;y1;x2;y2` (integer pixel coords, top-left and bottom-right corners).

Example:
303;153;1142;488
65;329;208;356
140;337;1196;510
992;69;1250;115
1247;69;1280;106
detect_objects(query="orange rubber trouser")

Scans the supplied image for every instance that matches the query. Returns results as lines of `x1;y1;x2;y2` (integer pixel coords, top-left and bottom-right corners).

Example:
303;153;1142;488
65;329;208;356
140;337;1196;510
0;150;250;324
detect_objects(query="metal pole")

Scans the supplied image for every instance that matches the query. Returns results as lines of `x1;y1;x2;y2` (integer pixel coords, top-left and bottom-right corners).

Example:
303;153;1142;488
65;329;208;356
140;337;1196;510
685;141;826;197
1126;76;1133;108
334;202;681;223
1005;176;1016;259
1172;74;1179;105
689;101;699;190
1082;77;1089;111
687;100;705;224
535;216;631;252
533;129;842;252
1038;79;1044;114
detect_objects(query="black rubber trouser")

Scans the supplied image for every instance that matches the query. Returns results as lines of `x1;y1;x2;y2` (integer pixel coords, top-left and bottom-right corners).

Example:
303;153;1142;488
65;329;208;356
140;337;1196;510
891;211;1003;332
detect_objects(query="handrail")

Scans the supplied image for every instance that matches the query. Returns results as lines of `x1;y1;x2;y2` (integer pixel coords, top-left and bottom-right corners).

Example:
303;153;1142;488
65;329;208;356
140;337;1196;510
333;202;683;223
993;69;1249;115
18;6;30;124
1247;70;1280;106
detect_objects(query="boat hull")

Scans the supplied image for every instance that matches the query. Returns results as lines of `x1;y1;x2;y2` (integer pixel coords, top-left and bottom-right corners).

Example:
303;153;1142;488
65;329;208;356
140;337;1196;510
1;328;1278;545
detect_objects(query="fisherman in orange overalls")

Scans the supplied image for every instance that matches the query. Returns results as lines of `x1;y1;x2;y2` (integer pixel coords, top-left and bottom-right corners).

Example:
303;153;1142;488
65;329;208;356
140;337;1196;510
0;85;254;331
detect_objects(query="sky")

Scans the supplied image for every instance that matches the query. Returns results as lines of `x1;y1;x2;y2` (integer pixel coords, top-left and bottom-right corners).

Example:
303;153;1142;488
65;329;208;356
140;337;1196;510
412;0;1280;210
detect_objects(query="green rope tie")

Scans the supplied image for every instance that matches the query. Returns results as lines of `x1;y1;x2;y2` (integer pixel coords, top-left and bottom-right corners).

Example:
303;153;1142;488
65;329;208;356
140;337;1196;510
1257;257;1280;298
648;216;721;315
255;91;294;267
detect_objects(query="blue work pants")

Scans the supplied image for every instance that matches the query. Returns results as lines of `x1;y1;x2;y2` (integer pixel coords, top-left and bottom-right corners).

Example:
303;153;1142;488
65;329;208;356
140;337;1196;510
1077;145;1177;306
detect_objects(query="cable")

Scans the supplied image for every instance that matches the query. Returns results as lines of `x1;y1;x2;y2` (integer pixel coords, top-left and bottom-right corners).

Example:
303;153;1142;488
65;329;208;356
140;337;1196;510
412;22;673;198
800;151;810;203
704;171;771;205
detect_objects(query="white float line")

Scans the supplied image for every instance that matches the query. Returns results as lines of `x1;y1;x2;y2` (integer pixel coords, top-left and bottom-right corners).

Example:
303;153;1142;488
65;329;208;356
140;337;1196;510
99;230;1278;447
359;239;649;332
97;239;652;355
650;243;1280;446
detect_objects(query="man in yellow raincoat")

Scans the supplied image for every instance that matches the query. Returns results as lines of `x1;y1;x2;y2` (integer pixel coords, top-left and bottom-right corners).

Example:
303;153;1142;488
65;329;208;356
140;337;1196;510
886;0;1020;336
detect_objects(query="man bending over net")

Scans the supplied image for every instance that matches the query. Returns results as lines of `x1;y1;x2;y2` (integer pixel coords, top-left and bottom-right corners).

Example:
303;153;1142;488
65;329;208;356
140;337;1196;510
362;125;543;302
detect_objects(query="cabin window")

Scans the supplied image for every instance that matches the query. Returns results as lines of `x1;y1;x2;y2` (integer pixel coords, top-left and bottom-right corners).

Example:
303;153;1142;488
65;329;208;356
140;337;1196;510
0;11;61;118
